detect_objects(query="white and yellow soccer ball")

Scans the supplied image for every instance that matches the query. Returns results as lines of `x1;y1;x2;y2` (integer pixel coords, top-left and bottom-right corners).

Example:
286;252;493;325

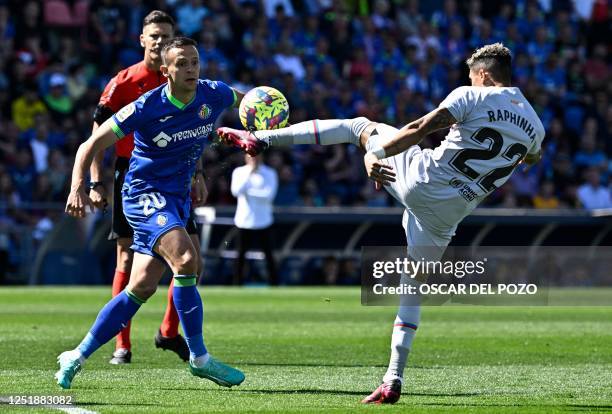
239;86;289;131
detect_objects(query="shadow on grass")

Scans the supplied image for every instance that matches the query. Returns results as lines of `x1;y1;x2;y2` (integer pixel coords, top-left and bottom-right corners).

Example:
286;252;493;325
565;405;612;412
238;362;388;368
77;402;163;407
416;402;612;411
235;389;367;396
406;392;485;397
214;389;485;397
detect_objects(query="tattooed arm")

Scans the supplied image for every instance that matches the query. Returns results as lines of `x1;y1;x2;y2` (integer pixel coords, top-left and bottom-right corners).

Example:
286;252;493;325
363;108;457;186
378;108;457;158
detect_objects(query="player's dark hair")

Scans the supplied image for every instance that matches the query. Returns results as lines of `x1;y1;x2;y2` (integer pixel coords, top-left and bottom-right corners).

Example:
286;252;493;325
143;10;175;28
466;43;512;84
161;37;197;64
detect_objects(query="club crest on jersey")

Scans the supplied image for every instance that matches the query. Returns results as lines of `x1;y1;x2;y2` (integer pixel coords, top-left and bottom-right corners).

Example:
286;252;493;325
152;132;172;148
198;104;211;120
116;103;135;122
449;177;464;188
156;213;168;227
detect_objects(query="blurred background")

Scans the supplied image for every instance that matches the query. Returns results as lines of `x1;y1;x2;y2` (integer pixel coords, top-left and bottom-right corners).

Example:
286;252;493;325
0;0;609;285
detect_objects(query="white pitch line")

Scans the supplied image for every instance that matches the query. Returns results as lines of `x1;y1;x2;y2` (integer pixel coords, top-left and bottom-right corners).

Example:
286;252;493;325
0;397;99;414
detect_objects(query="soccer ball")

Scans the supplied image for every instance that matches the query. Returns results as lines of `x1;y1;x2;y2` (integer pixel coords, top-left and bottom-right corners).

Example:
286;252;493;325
239;86;290;131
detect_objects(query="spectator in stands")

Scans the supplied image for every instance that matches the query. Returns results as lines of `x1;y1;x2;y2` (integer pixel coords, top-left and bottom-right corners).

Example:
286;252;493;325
275;164;299;206
584;43;608;91
15;35;48;78
28;116;51;174
0;4;15;59
552;152;580;207
47;149;68;199
0;171;20;207
533;180;560;209
43;73;73;122
11;83;47;131
263;0;294;20
273;38;305;81
573;132;607;172
431;0;464;37
8;147;36;203
176;0;208;37
90;0;125;71
15;1;43;45
66;64;88;103
231;154;278;285
577;167;612;210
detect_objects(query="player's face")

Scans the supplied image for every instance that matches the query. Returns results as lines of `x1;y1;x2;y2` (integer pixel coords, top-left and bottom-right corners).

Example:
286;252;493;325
163;46;200;92
141;23;174;64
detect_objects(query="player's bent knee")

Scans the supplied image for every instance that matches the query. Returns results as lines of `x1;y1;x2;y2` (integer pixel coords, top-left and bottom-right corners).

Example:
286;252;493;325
173;250;198;275
127;280;157;300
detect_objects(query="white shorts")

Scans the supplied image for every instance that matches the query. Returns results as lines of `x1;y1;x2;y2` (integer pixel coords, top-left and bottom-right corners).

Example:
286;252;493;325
366;123;457;261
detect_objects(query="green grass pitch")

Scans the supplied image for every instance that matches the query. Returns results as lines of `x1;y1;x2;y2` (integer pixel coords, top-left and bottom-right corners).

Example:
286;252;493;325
1;287;611;413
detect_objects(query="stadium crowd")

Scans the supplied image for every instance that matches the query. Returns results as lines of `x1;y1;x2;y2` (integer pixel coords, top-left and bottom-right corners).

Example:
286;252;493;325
0;0;609;243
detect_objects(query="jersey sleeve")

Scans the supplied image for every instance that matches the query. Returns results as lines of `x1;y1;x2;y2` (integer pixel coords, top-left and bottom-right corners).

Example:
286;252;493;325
109;99;146;139
204;79;236;109
527;132;544;155
438;86;478;123
98;75;125;112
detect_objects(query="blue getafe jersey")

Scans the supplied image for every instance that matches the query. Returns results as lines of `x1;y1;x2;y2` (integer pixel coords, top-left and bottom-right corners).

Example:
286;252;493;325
110;79;236;197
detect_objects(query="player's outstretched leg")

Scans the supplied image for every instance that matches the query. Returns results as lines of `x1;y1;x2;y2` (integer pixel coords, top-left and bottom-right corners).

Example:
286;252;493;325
155;279;189;361
216;128;268;155
109;237;135;364
217;117;370;155
55;289;146;389
109;268;132;364
172;274;245;387
362;305;420;404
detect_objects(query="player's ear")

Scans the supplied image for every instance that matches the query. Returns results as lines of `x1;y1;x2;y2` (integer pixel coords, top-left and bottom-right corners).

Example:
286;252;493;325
160;63;169;77
139;33;145;48
482;70;495;86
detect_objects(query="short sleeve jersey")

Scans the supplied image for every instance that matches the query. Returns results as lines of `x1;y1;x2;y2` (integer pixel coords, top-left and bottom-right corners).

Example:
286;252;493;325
109;79;236;197
98;61;167;158
412;86;545;226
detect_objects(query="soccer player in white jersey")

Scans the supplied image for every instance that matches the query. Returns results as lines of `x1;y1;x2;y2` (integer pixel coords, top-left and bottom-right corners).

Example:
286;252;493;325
218;43;545;404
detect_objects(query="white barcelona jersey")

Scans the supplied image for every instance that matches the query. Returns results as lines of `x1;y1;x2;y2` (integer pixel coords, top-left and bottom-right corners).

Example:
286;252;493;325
406;86;545;227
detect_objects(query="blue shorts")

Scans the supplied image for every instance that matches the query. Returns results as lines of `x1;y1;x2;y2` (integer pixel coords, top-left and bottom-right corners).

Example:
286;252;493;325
122;189;190;258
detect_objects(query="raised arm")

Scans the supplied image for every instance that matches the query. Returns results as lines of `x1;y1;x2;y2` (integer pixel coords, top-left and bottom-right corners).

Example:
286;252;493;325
66;120;121;218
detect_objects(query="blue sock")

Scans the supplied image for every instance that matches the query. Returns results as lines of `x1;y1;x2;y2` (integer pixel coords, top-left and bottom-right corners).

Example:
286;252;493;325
173;275;207;360
76;290;145;358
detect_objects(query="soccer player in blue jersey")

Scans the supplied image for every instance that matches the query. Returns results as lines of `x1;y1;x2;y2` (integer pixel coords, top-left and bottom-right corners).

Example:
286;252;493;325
57;37;246;389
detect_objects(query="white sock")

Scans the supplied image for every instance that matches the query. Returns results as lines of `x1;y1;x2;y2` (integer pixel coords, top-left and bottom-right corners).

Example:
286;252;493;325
382;305;420;383
191;353;210;368
254;117;370;147
71;349;86;365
